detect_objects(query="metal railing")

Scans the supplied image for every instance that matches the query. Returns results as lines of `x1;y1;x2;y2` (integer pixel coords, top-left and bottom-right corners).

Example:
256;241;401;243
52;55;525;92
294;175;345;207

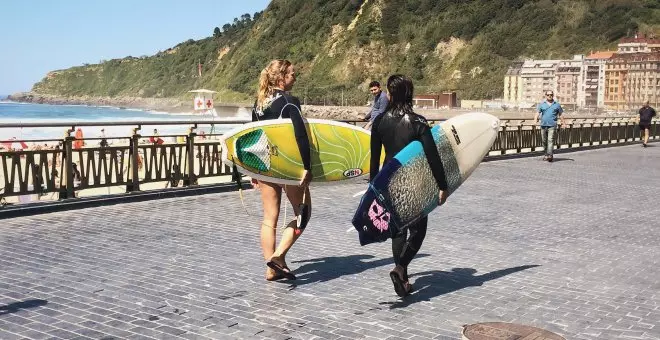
1;116;657;206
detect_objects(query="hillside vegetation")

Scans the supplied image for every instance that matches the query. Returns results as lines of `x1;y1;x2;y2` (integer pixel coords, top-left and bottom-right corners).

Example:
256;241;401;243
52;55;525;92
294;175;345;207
33;0;660;105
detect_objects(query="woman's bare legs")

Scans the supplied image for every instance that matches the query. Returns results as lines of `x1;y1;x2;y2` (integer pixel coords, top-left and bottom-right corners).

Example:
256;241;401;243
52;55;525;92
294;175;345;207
272;185;312;260
257;180;283;280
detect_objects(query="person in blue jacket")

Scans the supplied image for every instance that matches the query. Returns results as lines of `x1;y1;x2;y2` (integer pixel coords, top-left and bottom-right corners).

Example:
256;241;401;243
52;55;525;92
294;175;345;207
535;90;565;162
363;81;389;130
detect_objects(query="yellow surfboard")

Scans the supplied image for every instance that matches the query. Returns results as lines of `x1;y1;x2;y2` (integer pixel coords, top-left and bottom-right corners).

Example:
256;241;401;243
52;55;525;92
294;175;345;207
220;118;384;185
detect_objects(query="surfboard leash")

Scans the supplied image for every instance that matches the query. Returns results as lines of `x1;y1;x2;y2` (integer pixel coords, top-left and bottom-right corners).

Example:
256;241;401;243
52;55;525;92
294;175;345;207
230;157;251;216
281;185;309;237
295;189;310;236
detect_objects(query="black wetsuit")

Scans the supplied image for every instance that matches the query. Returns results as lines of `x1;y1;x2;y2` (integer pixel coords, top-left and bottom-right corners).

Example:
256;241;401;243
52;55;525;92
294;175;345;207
370;109;448;280
252;89;311;171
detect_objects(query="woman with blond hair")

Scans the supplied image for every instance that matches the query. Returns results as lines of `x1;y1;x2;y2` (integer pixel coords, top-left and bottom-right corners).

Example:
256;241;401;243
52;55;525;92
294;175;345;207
251;59;312;281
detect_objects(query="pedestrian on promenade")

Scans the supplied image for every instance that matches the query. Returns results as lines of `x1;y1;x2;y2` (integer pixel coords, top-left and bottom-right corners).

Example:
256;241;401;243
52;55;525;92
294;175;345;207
363;81;389;130
149;129;164;145
369;74;449;297
99;128;109;147
637;100;656;147
250;59;312;281
534;90;565;162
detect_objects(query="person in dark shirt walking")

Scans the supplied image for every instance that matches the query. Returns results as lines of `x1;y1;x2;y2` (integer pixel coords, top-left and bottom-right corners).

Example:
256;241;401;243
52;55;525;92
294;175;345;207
638;100;657;147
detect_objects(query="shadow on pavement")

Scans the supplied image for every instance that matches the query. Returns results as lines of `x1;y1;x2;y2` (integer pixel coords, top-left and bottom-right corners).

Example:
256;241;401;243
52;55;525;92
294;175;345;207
0;299;48;315
288;254;430;286
380;265;540;309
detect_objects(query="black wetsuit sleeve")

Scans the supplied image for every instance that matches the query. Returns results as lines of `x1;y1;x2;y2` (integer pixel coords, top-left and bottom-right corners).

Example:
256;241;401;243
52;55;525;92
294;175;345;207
285;97;312;171
369;114;383;181
419;124;448;191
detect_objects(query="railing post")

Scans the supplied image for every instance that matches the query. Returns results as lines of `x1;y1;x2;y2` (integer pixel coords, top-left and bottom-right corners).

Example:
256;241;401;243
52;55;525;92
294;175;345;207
184;129;198;186
500;123;507;155
579;122;585;147
127;129;141;192
530;124;536;152
516;121;523;153
59;130;75;200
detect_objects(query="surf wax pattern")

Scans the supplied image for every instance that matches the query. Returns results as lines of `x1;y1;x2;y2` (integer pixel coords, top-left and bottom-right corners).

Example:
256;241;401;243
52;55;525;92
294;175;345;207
387;126;461;225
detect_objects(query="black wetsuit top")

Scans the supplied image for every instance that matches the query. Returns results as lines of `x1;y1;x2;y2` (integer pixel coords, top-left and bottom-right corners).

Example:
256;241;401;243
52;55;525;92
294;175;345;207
252;89;311;170
370;110;448;191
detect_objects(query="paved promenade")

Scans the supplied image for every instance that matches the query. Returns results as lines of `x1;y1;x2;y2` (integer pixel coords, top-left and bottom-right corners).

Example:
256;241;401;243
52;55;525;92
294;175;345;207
1;143;660;340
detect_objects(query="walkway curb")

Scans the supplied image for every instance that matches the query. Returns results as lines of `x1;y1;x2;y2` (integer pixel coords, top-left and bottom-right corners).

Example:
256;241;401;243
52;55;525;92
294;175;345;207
0;181;252;220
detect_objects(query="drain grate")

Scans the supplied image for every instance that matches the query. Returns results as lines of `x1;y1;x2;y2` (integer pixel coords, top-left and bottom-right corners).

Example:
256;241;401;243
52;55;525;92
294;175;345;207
462;322;565;340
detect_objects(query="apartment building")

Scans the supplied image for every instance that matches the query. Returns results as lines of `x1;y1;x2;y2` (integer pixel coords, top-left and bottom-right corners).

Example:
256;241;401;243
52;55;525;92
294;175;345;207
520;59;562;104
504;34;660;109
581;51;614;108
626;52;660;108
556;55;584;109
503;61;523;105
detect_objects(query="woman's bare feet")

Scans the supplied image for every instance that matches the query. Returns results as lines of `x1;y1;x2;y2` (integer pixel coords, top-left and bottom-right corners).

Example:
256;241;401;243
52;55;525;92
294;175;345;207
265;267;285;281
267;255;296;280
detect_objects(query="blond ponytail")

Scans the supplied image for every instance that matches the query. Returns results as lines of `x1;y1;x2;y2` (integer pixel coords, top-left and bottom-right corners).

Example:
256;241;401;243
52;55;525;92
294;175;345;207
255;59;292;111
256;68;272;112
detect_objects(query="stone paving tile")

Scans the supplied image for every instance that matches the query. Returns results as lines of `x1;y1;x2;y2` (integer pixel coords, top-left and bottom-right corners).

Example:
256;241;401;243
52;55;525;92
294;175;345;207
2;143;660;339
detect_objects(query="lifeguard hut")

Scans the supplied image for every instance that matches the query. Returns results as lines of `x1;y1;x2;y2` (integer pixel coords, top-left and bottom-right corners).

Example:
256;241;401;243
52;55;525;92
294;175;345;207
188;89;218;116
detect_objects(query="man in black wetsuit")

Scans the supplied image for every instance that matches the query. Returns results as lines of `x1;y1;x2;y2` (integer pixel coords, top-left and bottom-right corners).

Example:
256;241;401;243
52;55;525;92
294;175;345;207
638;100;657;147
250;59;312;282
370;74;449;297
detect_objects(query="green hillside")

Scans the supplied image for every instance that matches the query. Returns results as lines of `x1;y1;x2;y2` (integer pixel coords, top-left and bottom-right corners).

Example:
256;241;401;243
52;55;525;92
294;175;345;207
32;0;660;105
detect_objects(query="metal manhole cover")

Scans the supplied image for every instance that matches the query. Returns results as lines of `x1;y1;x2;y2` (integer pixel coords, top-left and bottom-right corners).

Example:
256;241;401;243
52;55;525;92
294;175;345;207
462;322;565;340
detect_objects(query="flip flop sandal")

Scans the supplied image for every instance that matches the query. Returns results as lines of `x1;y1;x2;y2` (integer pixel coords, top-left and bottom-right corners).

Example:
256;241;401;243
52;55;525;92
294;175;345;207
389;267;412;297
267;256;296;280
266;268;286;281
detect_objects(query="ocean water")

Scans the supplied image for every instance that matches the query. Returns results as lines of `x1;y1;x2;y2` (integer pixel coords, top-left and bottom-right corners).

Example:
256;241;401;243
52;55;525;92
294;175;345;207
0;101;251;142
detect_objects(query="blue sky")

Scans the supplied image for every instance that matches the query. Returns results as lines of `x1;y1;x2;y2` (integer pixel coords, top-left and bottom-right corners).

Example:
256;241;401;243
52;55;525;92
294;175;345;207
0;0;270;95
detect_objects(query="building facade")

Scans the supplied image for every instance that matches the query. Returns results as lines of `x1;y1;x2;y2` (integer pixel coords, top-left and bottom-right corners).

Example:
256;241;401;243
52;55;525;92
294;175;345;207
625;52;660;108
503;61;523;105
504;33;659;110
581;51;614;108
556;55;584;109
520;59;562;105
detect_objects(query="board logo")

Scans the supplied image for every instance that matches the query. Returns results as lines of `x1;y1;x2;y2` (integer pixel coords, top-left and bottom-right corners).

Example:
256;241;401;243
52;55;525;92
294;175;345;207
451;125;461;145
343;168;363;178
